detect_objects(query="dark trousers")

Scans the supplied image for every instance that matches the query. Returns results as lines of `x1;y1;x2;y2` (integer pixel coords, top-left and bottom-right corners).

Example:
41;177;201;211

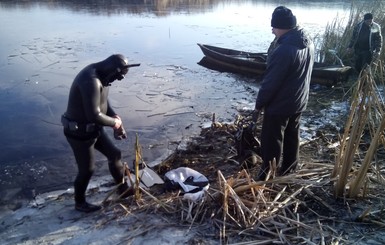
257;113;301;180
65;128;124;204
354;49;372;72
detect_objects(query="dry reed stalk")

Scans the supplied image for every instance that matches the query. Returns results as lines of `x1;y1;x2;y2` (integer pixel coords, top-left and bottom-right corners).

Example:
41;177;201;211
278;214;321;232
183;197;207;231
232;170;268;217
236;170;262;213
102;163;135;204
233;184;271;194
218;170;260;228
230;240;277;245
269;185;307;215
229;189;248;226
334;73;371;197
118;203;130;214
102;184;121;204
348;102;385;197
267;158;277;181
355;148;382;189
304;188;334;212
218;170;229;243
134;133;142;200
139;186;173;212
266;186;287;215
366;220;385;227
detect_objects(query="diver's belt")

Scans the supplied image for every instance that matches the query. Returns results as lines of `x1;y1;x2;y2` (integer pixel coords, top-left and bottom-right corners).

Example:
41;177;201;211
61;115;100;133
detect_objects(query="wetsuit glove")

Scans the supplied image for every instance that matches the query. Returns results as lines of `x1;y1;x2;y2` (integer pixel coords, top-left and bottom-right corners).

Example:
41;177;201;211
114;125;127;140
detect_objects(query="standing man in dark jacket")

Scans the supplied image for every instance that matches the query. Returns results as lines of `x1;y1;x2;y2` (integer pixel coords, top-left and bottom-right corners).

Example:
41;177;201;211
62;54;140;212
253;6;315;181
347;13;382;73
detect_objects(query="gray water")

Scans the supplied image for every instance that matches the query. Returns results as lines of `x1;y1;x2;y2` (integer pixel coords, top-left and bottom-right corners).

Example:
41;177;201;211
0;0;361;202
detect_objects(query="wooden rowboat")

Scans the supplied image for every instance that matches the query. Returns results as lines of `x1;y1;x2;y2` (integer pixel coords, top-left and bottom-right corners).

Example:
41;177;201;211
197;43;352;86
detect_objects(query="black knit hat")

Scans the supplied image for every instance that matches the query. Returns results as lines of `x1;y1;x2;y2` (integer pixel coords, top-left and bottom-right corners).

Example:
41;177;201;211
271;6;297;29
364;13;373;20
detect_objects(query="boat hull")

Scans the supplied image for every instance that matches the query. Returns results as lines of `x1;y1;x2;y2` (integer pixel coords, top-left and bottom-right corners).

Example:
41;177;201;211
197;43;352;86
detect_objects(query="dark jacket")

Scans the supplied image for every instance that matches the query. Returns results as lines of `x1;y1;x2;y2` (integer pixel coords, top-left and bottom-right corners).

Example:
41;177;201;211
348;20;382;54
255;27;315;116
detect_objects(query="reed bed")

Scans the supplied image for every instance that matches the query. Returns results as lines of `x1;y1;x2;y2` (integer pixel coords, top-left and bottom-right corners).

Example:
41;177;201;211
333;62;385;198
100;162;339;244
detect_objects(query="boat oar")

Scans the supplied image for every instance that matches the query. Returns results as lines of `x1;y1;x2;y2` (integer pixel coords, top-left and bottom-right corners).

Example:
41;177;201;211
328;49;345;67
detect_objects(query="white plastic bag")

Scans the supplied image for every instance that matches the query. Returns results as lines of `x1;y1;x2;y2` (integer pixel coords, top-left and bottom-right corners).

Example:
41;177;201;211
164;167;209;193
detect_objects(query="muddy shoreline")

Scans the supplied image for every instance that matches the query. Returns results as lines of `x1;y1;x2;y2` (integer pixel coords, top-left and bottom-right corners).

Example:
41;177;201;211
2;80;385;244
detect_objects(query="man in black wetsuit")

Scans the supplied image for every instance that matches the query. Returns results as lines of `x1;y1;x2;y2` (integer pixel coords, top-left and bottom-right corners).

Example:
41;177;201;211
62;54;140;213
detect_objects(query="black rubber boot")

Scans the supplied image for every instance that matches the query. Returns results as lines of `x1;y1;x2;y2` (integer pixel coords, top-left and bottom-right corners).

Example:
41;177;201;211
75;202;102;213
118;183;134;198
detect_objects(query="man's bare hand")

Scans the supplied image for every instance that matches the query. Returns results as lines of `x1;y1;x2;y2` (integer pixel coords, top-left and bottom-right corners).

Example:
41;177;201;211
114;125;127;140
